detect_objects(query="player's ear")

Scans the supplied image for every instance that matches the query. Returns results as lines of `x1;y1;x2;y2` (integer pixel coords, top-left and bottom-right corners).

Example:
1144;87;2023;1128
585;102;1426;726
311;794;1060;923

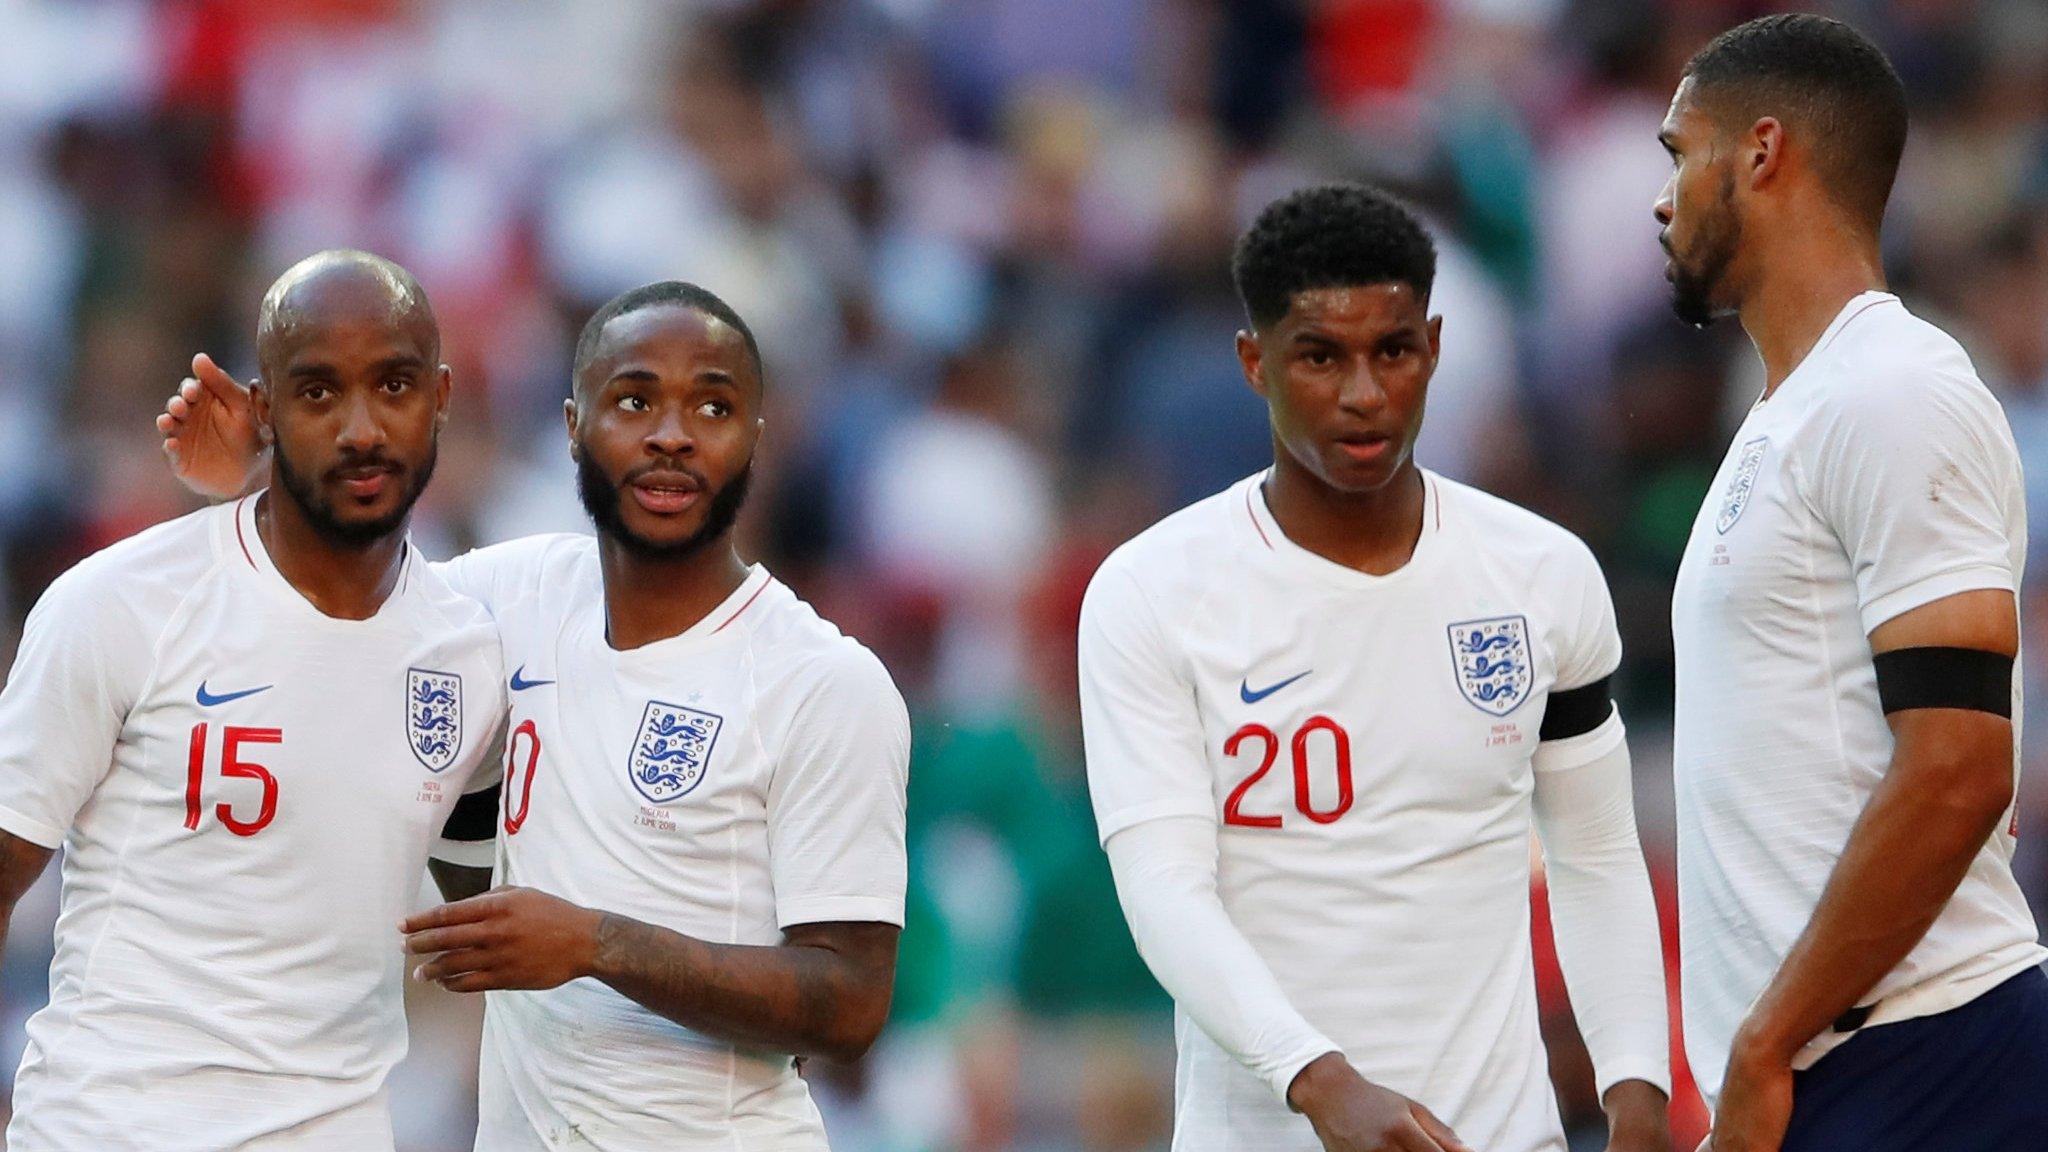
563;397;581;462
1426;314;1444;366
1748;116;1784;191
250;376;276;446
433;364;453;430
1236;330;1269;399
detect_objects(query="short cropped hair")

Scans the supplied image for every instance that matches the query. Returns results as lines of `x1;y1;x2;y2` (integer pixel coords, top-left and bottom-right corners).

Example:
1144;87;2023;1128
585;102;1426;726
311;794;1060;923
572;281;763;388
1230;183;1437;330
1684;14;1908;231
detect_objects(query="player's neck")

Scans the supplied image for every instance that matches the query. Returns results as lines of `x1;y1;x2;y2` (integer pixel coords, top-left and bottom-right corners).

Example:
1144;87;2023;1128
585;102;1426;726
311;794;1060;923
255;490;406;621
1263;461;1426;576
597;535;753;650
1740;221;1887;398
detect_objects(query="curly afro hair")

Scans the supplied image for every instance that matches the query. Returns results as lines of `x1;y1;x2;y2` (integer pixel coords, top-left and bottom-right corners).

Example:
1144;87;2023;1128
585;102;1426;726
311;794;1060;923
1230;183;1437;330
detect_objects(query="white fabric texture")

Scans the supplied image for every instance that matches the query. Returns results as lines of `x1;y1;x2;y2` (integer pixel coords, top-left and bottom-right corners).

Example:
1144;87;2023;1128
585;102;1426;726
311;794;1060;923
434;535;910;1152
1673;292;2045;1101
0;495;505;1151
1079;470;1665;1152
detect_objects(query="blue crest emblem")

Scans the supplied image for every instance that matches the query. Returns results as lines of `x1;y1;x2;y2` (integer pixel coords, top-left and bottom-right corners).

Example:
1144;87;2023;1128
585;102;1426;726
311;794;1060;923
1716;437;1770;534
407;669;463;772
1447;616;1533;717
628;701;724;804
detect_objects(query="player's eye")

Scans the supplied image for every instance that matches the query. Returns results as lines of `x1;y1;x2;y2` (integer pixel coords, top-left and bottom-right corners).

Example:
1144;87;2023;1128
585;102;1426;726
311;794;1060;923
1379;341;1414;362
382;377;412;394
1301;348;1336;368
302;384;333;402
698;399;731;419
614;394;649;412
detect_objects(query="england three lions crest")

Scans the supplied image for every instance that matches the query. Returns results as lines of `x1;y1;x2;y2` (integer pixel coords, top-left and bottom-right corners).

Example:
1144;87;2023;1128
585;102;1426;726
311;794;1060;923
628;701;724;804
407;669;463;772
1447;616;1532;717
1717;437;1770;534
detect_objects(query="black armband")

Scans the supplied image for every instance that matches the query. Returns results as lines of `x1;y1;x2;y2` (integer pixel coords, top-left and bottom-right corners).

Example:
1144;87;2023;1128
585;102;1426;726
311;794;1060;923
440;783;502;842
1872;647;2012;717
1539;675;1615;742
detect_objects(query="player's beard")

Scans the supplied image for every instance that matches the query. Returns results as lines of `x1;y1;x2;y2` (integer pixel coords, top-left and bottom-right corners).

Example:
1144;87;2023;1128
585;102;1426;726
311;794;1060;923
274;440;436;548
577;451;752;562
1667;168;1743;329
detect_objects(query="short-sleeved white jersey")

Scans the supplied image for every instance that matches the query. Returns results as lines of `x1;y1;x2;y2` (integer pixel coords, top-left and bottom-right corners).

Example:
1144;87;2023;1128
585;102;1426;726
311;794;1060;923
0;494;505;1151
1673;292;2046;1100
1079;471;1623;1152
434;535;909;1152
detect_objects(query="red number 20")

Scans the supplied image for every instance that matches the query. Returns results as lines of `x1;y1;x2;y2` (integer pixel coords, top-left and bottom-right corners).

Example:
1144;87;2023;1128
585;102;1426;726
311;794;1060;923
1222;716;1354;828
183;723;282;836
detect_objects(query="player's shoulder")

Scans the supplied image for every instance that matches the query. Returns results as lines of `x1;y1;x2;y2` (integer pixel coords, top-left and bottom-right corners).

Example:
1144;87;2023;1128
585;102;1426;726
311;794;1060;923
458;531;597;579
1814;295;2000;422
1433;472;1600;569
437;531;598;607
45;502;230;618
745;577;906;712
1090;475;1257;599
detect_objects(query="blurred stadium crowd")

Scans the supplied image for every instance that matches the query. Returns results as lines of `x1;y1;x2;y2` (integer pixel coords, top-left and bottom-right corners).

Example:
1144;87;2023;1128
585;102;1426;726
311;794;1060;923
2;0;2046;1148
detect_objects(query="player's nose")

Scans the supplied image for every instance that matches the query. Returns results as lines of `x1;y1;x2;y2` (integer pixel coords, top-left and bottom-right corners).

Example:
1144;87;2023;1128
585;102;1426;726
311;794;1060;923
336;393;386;450
1653;181;1675;226
644;405;694;455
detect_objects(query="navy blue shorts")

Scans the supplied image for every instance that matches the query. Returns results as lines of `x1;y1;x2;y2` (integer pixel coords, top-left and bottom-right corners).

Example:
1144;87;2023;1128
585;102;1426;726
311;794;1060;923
1782;966;2048;1152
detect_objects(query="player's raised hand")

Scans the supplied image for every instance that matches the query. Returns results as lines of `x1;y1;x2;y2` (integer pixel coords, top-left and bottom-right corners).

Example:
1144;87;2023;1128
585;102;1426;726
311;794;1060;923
1288;1054;1476;1152
401;886;606;993
157;352;266;498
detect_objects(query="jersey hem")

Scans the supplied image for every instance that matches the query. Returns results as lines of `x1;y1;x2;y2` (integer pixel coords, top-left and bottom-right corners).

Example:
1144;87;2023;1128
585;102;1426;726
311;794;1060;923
1095;803;1216;846
1858;563;2014;634
0;801;64;850
1792;945;2048;1071
776;894;904;929
428;839;498;869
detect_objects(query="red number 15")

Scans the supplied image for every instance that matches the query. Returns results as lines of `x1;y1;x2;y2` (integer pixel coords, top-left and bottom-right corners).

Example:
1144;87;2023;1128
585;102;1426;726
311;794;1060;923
184;723;282;836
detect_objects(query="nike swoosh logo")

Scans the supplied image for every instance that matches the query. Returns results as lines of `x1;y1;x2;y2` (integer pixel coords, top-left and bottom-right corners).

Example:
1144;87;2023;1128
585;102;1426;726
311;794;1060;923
1240;671;1312;704
509;666;555;692
196;681;273;707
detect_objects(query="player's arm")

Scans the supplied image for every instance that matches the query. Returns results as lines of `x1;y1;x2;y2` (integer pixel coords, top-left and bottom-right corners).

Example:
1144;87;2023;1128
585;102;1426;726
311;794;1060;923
1529;689;1672;1152
409;646;910;1063
0;829;55;956
157;353;268;499
402;891;897;1062
1715;590;2017;1151
0;561;146;956
1079;562;1469;1152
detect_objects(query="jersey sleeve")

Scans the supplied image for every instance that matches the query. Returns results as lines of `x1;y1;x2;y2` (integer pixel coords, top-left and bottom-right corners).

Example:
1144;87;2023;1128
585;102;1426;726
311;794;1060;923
0;564;151;849
1077;558;1215;842
1550;536;1623;694
766;646;911;928
429;534;572;618
1807;377;2019;633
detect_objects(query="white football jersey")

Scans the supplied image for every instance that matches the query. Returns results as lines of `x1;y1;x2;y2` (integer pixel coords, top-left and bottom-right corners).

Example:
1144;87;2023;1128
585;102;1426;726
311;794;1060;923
1673;292;2046;1100
1079;471;1623;1152
434;535;910;1152
0;494;505;1151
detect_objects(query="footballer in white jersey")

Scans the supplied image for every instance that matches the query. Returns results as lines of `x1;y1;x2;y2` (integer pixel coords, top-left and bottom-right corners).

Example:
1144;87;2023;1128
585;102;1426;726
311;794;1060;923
163;284;911;1150
429;537;906;1150
1079;185;1673;1152
0;253;506;1150
383;283;906;1152
1658;17;2048;1151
